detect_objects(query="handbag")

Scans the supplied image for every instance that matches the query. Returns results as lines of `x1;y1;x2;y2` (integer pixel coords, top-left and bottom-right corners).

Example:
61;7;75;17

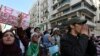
49;45;59;56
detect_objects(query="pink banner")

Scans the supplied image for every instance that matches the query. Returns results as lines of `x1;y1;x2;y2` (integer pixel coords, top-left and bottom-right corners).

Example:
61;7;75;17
0;5;30;30
21;13;30;30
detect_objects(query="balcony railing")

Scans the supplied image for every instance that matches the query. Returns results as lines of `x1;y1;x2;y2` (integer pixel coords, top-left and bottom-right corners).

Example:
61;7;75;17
52;0;62;6
58;1;70;10
51;1;96;20
52;9;58;15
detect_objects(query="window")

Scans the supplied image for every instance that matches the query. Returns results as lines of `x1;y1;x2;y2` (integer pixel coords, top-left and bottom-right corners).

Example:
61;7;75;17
38;19;39;23
53;0;58;4
52;14;56;18
33;14;34;16
71;15;77;18
72;3;81;10
53;4;58;10
61;0;70;4
90;0;93;3
85;16;92;21
99;14;100;21
84;2;93;11
63;8;70;13
51;22;56;28
62;19;67;24
99;4;100;10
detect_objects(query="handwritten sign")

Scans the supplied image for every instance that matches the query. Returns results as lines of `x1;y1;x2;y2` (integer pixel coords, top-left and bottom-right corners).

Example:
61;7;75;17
0;5;30;30
21;13;30;30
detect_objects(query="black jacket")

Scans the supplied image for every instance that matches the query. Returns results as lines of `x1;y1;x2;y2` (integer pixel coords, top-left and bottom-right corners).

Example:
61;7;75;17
60;33;97;56
85;39;97;56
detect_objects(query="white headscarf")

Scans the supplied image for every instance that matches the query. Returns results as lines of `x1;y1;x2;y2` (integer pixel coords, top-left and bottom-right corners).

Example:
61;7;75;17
31;32;38;40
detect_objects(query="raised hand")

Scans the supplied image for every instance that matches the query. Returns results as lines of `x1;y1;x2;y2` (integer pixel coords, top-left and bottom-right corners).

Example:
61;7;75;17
10;26;17;31
80;25;89;36
18;13;23;27
0;23;2;31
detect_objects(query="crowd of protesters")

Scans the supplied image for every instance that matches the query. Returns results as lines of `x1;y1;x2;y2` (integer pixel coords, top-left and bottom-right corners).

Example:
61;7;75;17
0;16;100;56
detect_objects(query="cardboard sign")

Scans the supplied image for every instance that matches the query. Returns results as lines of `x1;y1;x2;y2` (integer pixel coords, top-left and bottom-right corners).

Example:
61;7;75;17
21;13;30;30
0;5;30;30
0;11;18;26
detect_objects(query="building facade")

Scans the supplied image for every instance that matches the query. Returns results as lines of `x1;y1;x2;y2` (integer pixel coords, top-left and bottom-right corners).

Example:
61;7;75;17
30;0;100;34
30;1;40;27
38;0;50;31
30;0;52;31
50;0;96;30
93;0;100;36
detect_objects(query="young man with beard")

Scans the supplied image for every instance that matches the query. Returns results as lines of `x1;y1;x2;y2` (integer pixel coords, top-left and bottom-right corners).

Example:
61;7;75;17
60;17;97;56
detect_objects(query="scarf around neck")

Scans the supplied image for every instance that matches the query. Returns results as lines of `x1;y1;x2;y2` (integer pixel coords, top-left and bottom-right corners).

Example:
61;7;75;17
26;42;39;56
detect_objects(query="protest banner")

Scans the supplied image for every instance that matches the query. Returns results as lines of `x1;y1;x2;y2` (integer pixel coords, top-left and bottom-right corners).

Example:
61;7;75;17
21;13;30;30
0;5;30;30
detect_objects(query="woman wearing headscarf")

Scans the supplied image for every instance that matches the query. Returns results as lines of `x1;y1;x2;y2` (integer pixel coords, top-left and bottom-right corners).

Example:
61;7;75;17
51;28;60;56
0;30;22;56
26;32;40;56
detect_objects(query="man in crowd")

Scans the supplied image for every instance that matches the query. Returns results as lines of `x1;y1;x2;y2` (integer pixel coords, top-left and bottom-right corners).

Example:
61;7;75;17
60;17;97;56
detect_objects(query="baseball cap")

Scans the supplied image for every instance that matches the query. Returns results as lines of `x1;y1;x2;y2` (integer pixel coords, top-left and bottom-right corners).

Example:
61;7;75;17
66;17;87;26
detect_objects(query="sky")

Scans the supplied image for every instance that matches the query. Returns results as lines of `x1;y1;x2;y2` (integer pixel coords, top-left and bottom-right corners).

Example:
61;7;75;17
0;0;37;14
0;0;37;32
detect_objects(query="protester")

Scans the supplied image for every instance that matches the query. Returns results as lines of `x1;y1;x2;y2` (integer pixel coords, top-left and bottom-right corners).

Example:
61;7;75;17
0;12;42;56
86;37;97;56
25;27;32;39
26;32;40;56
43;30;52;48
50;28;53;35
34;27;40;32
17;13;42;56
0;30;22;56
52;28;60;46
60;17;97;56
95;36;100;56
34;27;42;37
0;24;2;39
51;28;60;56
41;30;52;56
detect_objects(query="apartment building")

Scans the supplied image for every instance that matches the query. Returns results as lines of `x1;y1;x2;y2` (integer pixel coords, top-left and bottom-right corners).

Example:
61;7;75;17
30;0;98;33
50;0;96;29
30;2;40;27
93;0;100;36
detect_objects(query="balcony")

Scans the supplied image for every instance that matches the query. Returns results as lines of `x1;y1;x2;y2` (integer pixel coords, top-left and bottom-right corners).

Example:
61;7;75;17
84;1;97;11
51;1;96;21
52;4;96;20
58;2;70;11
62;2;96;16
50;13;60;21
83;6;96;16
58;0;70;10
53;15;60;20
52;0;62;6
51;9;58;15
95;23;100;31
40;17;49;24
